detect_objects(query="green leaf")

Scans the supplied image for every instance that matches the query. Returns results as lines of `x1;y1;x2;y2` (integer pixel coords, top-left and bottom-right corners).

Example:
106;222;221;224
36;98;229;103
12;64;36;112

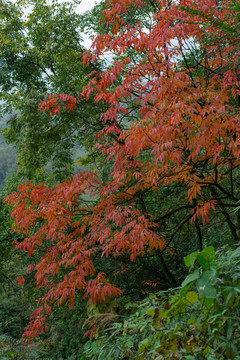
196;279;216;298
180;283;192;298
230;247;240;259
184;251;198;268
182;269;199;287
185;291;198;304
200;269;217;285
227;323;233;340
138;338;151;353
195;269;217;299
204;297;214;308
196;254;209;269
225;290;239;308
146;307;156;317
200;246;215;263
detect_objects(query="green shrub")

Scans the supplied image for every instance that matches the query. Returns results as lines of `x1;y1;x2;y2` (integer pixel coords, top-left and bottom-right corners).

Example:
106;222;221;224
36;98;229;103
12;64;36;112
82;245;240;359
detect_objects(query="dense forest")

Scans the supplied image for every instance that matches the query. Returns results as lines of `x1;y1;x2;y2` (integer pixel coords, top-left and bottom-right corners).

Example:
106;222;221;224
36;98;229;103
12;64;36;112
0;0;240;359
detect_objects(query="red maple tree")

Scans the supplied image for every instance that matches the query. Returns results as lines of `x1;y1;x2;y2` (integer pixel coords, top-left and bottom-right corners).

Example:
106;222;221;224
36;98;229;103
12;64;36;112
5;0;240;342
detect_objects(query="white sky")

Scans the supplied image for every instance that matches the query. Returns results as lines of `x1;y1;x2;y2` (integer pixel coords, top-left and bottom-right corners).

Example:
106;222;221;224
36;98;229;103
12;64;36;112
77;0;100;13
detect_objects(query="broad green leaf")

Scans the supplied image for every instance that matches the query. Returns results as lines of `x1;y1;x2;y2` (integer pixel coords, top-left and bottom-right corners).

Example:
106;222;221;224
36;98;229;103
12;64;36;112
184;251;198;268
204;297;214;308
195;269;217;299
196;279;216;298
200;246;215;263
182;269;199;287
200;269;217;285
203;285;216;298
196;254;209;269
185;291;198;304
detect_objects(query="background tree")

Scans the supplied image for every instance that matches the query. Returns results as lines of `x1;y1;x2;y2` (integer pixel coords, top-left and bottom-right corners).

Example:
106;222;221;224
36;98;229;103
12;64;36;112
0;0;106;181
0;0;106;357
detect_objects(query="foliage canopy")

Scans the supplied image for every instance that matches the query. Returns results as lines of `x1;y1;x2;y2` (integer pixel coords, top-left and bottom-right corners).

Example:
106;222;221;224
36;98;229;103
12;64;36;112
1;0;240;355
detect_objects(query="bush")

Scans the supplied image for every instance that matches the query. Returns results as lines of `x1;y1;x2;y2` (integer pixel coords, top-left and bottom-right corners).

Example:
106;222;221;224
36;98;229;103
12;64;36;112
82;245;240;359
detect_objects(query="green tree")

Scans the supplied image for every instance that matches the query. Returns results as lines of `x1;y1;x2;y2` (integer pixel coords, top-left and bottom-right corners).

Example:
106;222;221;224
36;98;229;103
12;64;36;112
0;0;105;182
